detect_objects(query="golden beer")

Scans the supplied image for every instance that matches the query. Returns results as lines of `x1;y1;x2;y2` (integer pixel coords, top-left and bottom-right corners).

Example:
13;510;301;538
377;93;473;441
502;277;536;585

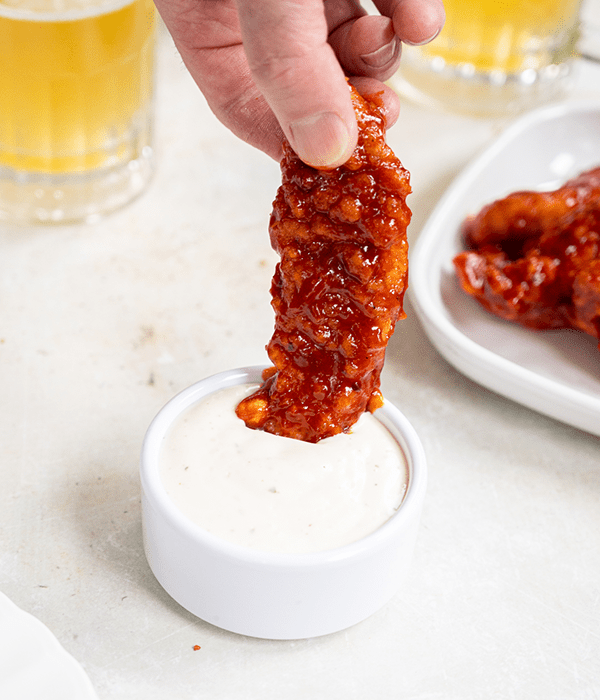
394;0;582;115
420;0;581;74
0;0;156;222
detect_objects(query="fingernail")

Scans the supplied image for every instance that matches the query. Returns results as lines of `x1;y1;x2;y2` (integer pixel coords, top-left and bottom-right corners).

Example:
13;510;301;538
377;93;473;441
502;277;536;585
404;28;442;47
360;37;401;68
288;112;351;168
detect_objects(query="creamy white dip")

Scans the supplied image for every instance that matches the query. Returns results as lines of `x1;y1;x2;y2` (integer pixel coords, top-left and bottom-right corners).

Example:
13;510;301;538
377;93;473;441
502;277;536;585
159;383;409;554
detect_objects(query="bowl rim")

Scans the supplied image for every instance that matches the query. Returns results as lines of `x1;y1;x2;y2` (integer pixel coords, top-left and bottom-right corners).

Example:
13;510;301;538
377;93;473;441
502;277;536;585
140;365;427;567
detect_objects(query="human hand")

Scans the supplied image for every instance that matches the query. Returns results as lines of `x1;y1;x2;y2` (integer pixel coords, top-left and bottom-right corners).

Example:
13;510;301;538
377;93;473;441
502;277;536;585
154;0;445;168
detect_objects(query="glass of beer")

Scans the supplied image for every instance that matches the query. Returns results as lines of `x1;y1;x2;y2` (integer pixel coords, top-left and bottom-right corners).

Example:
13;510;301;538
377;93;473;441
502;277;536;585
0;0;156;225
392;0;583;116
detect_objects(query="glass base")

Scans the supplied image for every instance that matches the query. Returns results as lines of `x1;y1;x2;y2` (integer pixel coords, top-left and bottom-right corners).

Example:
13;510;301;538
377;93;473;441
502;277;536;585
0;144;155;226
390;46;576;118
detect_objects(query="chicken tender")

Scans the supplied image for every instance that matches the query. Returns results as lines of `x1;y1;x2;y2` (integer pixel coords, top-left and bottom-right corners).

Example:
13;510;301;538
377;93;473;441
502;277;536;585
236;85;412;443
454;167;600;346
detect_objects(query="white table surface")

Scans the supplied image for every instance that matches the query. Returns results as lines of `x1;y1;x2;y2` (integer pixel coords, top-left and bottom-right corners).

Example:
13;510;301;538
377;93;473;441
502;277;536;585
1;26;600;700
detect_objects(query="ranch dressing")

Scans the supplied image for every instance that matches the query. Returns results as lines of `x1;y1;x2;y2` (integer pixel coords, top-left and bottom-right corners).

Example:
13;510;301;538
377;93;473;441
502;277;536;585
160;383;409;554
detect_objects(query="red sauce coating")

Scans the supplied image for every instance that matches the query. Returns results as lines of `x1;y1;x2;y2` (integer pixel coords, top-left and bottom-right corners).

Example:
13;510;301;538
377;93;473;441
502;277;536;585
454;166;600;344
236;85;411;443
463;167;600;249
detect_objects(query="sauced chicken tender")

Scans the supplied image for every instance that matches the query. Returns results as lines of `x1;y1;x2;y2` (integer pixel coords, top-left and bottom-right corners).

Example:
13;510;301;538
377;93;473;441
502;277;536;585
463;167;600;250
236;85;412;443
454;166;600;345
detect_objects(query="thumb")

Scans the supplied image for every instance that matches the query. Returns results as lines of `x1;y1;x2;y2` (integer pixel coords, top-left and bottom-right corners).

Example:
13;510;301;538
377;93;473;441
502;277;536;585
235;0;358;168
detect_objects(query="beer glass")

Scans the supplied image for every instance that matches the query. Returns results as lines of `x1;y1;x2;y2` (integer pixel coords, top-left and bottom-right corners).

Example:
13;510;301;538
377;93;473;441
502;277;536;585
392;0;584;116
0;0;157;225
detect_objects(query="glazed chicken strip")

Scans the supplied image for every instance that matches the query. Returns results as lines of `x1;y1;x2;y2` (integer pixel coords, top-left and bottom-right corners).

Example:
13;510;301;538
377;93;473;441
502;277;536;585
236;85;412;443
463;167;600;250
454;166;600;346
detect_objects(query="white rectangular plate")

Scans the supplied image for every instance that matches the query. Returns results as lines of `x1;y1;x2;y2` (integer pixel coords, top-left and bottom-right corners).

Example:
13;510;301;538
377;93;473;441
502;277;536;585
409;101;600;437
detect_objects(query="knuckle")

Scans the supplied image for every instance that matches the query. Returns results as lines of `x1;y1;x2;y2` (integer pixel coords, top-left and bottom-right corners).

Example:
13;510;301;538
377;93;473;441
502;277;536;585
248;51;308;89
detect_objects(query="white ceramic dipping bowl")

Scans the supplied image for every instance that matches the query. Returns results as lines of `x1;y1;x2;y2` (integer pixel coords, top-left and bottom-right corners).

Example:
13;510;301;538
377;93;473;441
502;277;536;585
140;366;427;640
